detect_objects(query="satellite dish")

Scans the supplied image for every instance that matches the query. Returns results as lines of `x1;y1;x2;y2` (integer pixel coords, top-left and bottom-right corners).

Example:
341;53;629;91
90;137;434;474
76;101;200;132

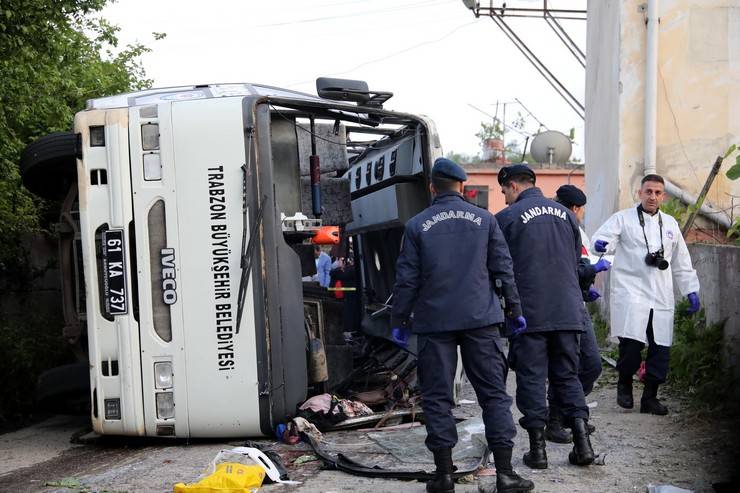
530;130;573;165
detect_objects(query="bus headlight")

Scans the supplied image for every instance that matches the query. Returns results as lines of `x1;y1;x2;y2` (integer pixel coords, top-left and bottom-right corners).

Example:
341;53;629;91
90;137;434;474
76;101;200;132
154;361;173;389
156;392;175;419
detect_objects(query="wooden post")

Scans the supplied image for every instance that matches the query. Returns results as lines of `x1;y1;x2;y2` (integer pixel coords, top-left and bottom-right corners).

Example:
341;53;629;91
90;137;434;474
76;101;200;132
681;156;724;236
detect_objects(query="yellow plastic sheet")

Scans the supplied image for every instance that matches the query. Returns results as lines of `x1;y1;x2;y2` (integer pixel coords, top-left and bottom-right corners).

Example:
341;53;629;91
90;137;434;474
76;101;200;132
174;462;266;493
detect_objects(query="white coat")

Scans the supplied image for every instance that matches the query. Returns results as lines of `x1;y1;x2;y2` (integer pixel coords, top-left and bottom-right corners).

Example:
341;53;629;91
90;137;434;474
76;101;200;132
591;206;700;346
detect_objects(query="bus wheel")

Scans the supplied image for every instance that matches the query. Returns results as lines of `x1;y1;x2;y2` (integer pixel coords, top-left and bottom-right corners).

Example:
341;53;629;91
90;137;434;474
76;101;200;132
20;132;78;200
35;362;91;415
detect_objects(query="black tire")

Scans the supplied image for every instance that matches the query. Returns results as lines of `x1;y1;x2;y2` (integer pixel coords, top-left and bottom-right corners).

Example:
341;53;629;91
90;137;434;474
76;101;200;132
35;362;91;415
20;131;78;200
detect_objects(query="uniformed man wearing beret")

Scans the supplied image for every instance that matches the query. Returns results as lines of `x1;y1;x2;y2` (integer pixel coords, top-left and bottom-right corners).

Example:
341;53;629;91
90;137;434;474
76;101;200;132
543;184;610;443
495;165;596;468
391;158;534;493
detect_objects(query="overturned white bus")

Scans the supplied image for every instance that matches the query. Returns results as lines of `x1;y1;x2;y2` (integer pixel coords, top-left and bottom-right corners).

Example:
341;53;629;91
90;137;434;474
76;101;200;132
20;78;458;438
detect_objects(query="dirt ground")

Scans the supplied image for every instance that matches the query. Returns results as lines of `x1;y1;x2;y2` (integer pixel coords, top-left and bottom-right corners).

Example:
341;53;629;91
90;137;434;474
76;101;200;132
1;366;738;493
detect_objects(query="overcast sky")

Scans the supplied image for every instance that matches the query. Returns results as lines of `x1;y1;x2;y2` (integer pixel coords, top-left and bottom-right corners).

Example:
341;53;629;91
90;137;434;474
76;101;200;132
101;0;587;160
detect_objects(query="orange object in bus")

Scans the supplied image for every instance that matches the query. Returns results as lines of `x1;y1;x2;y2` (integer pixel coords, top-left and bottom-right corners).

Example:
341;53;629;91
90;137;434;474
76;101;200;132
311;226;340;245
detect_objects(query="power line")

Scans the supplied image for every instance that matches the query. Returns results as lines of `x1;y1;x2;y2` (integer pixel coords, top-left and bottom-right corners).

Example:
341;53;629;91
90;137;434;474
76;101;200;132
286;21;477;87
311;0;373;8
544;10;586;67
486;11;585;119
514;98;548;130
467;103;532;139
256;0;452;27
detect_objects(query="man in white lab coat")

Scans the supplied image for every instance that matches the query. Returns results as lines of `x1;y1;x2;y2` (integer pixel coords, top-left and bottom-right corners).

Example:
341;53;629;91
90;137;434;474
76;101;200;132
592;174;700;415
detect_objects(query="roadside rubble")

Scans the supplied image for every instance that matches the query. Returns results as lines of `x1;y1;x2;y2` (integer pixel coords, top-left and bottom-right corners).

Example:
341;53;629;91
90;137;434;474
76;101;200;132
207;415;490;490
1;374;737;492
260;396;475;484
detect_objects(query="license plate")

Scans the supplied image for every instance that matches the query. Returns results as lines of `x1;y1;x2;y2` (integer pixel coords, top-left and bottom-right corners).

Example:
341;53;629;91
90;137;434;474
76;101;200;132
102;229;128;316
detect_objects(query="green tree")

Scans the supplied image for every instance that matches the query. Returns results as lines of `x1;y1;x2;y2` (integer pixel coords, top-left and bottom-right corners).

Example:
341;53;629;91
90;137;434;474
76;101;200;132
0;0;163;273
445;151;481;165
722;144;740;242
0;0;162;421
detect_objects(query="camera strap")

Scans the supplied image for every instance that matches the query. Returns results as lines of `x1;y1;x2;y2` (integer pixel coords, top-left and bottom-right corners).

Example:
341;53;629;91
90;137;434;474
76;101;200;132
636;205;664;254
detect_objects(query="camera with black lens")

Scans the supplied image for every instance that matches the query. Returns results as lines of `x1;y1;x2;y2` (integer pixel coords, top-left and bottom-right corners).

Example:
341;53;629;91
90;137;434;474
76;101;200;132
645;249;669;270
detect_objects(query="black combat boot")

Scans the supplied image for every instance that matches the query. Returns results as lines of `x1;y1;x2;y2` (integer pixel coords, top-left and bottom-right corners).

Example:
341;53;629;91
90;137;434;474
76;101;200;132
640;381;668;415
568;418;595;466
427;448;455;493
493;447;535;493
522;428;548;469
545;409;572;443
617;374;634;409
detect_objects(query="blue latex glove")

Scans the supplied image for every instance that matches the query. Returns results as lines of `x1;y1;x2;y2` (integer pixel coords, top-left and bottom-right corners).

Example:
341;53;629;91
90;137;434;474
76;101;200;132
506;316;527;337
586;287;601;302
686;292;700;314
275;423;287;441
593;257;611;273
391;327;410;348
594;240;609;253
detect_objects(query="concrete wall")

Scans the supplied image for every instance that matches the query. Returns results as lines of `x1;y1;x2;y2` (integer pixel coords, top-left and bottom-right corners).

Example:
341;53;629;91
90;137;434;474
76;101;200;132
585;0;622;236
687;244;740;379
585;0;740;236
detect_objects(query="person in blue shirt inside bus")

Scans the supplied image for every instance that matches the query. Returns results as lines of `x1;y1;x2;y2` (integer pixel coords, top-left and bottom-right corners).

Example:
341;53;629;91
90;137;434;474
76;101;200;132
313;245;332;287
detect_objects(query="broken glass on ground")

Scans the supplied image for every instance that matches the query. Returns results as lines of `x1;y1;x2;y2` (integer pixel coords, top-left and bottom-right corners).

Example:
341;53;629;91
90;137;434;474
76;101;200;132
309;417;489;479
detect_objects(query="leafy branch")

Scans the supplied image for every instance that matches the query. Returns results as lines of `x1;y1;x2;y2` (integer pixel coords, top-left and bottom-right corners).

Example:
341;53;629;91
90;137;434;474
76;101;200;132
722;144;740;241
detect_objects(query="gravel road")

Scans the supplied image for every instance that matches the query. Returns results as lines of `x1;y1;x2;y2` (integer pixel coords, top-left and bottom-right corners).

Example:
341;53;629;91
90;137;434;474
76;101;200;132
1;366;737;493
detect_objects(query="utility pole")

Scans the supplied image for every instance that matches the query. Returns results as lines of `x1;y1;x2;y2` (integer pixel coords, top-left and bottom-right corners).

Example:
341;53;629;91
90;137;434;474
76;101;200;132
502;102;506;156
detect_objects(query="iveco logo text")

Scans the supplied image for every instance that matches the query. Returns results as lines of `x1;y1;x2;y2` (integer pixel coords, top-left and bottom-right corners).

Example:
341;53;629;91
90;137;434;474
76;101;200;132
160;248;177;305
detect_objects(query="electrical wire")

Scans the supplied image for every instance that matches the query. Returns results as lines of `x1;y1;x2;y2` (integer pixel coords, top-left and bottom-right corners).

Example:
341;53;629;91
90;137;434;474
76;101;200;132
514;98;549;130
467;102;533;138
256;0;452;27
487;12;584;119
286;21;477;87
311;0;373;8
543;9;586;67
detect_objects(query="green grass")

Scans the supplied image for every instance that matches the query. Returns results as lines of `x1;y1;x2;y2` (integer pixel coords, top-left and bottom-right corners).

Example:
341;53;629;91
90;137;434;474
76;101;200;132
668;301;738;412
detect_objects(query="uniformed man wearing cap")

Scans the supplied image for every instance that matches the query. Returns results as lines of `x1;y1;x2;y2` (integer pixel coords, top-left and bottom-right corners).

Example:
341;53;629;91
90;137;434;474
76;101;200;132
495;165;596;468
543;184;610;443
391;158;534;493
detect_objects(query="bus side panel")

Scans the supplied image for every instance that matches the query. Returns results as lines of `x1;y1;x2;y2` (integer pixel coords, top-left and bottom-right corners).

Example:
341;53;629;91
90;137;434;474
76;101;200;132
170;98;262;437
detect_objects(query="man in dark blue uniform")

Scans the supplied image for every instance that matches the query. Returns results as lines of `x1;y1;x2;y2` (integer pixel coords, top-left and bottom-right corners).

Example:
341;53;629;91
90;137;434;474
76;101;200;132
392;158;534;493
495;165;595;468
544;184;609;443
